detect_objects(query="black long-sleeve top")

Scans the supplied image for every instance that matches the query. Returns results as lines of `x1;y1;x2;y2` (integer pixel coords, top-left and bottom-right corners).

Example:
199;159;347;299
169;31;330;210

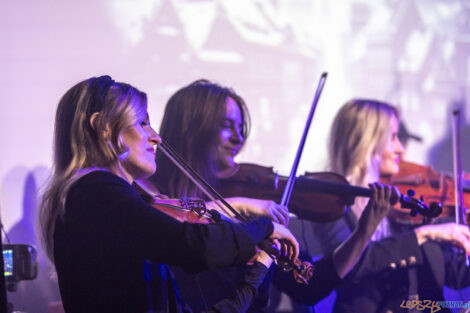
53;171;274;313
171;251;341;312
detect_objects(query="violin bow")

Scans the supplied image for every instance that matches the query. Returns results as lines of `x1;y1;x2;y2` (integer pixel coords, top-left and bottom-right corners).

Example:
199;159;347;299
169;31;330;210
452;110;466;225
451;109;468;266
159;137;309;275
281;72;328;207
158;139;243;223
0;212;7;312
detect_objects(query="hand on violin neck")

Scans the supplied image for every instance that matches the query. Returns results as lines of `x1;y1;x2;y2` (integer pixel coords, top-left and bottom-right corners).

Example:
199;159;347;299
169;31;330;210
357;183;400;235
222;197;289;226
332;183;400;279
414;223;470;255
260;222;299;262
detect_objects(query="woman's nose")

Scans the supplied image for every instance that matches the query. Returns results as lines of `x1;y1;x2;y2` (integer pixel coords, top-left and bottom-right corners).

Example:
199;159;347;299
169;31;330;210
230;127;244;145
149;127;162;145
395;137;405;154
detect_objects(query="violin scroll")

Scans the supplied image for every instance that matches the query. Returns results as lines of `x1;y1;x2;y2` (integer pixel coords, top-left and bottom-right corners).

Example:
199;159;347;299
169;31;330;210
276;258;314;285
399;189;442;219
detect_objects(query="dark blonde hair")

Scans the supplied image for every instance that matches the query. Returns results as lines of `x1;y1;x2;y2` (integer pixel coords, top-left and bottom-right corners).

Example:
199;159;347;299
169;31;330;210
39;76;147;262
149;79;250;198
329;99;399;187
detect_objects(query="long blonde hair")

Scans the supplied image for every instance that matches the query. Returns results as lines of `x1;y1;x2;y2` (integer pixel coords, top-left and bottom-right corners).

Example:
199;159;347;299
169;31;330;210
38;76;147;262
328;99;398;220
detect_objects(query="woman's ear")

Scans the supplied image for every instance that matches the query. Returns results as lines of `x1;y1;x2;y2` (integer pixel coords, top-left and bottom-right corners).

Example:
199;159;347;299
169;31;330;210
372;152;382;164
89;112;100;130
89;112;110;139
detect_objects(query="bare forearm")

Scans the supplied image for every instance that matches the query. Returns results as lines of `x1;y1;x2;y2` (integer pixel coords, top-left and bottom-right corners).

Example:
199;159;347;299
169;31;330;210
414;223;470;255
207;197;289;226
205;197;241;219
332;183;401;278
332;228;371;279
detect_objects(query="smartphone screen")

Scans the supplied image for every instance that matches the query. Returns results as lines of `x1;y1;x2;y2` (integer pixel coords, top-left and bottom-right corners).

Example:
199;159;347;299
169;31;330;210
3;249;13;277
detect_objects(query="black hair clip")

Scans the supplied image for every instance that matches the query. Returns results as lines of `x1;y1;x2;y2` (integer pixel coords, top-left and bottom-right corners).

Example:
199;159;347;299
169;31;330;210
86;75;115;119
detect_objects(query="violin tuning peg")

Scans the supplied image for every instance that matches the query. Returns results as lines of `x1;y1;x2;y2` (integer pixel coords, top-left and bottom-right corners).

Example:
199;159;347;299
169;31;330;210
430;202;443;218
420;195;424;202
274;172;279;190
407;189;416;197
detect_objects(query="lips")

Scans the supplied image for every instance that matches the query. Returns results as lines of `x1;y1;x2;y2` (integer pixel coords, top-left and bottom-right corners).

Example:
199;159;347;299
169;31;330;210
223;146;239;155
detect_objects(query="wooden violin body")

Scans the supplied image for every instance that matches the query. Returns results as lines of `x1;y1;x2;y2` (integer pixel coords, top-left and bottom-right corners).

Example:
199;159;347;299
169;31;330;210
134;180;217;224
381;160;470;225
149;199;214;224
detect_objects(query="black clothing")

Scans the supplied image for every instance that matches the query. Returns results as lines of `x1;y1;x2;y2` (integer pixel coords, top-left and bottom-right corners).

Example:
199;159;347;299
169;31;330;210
53;171;273;313
314;213;470;313
172;252;341;313
269;214;428;312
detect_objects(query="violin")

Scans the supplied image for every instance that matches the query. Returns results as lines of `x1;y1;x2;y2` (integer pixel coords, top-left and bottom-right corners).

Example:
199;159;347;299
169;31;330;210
142;140;314;285
220;73;437;223
381;160;470;225
135;178;314;283
219;163;442;223
134;179;217;225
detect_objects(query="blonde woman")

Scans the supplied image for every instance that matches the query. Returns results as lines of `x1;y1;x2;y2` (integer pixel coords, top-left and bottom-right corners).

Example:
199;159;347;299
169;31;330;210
319;99;470;313
38;75;300;313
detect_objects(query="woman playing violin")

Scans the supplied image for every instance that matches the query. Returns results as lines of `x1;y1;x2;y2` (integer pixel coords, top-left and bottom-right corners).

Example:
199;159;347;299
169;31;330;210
320;98;470;313
149;79;404;311
38;76;300;313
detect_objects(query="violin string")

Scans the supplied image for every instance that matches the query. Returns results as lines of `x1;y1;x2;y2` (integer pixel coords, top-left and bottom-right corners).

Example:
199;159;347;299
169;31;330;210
158;140;243;222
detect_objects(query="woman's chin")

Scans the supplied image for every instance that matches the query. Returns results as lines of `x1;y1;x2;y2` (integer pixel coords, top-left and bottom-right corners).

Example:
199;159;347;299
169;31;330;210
379;163;400;176
216;162;238;178
132;167;157;181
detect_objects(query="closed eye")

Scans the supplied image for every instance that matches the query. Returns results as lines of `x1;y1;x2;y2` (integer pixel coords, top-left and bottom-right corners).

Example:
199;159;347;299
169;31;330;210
221;118;232;129
140;117;151;127
221;119;242;129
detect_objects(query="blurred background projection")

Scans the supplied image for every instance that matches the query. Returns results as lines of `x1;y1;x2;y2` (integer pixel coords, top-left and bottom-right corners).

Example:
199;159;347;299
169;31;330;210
0;0;469;312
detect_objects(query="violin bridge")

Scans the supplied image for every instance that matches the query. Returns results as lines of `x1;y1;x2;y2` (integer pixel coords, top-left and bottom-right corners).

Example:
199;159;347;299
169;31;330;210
179;197;207;217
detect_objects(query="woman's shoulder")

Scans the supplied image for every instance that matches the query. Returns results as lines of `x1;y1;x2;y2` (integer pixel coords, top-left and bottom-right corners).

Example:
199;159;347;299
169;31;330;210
75;169;129;186
72;169;131;188
68;170;136;202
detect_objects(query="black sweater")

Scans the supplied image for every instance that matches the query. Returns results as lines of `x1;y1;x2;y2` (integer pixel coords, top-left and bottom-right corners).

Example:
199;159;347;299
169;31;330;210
53;171;273;313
